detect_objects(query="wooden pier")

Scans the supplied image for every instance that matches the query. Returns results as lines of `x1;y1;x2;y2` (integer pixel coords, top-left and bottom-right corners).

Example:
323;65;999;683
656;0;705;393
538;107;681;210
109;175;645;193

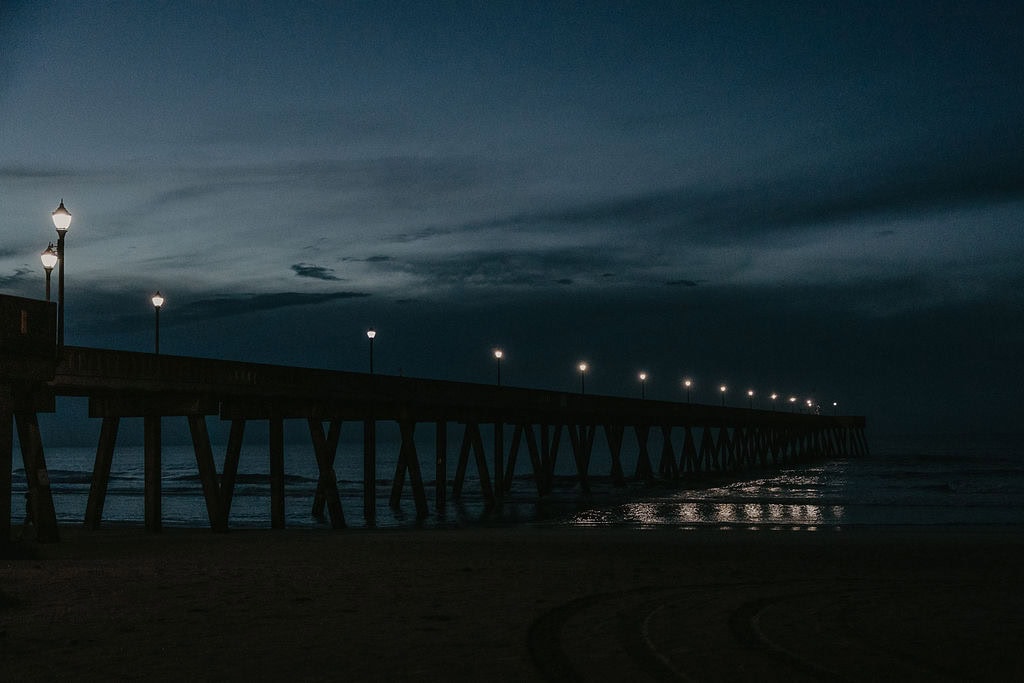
1;294;868;541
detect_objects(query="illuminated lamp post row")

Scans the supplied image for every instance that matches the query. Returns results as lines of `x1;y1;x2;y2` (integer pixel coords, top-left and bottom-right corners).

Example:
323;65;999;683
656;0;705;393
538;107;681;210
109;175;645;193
37;202;837;410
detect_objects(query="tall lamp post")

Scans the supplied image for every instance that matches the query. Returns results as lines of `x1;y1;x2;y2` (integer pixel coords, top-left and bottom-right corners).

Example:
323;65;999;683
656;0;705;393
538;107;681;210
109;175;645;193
40;243;58;302
493;349;503;386
770;393;778;411
366;328;376;374
151;291;164;355
683;378;692;403
747;389;755;409
720;384;727;406
51;200;72;348
578;362;588;394
638;372;647;399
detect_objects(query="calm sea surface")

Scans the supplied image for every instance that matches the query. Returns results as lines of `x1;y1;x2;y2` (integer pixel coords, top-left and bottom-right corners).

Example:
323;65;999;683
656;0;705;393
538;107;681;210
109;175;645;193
10;430;1024;531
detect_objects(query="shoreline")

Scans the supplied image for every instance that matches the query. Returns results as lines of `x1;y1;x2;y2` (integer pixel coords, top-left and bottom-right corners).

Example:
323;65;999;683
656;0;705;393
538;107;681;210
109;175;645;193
4;524;1024;680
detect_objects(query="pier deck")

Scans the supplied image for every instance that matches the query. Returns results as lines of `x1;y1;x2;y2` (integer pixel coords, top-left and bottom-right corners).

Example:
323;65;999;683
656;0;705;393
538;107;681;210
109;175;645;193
1;294;867;541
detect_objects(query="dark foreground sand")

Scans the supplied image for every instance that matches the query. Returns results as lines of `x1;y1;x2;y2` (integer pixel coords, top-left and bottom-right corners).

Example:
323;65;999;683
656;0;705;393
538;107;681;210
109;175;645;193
3;525;1023;681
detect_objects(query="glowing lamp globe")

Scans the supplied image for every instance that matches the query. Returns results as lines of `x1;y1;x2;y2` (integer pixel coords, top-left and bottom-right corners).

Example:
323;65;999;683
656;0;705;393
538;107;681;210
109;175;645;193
52;200;72;233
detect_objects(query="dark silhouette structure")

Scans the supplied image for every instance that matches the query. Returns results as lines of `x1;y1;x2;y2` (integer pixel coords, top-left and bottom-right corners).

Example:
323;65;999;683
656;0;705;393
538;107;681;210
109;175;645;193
0;294;868;541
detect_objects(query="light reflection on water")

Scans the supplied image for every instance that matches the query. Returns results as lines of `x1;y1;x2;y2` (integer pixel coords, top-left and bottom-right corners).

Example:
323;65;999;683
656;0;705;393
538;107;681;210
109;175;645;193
601;499;844;529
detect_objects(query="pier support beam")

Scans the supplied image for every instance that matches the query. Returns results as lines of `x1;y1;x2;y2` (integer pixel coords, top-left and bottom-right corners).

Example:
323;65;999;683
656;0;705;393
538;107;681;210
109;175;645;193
0;401;12;543
364;418;376;524
604;424;626;486
269;416;285;529
489;421;501;501
85;416;119;529
14;413;59;542
388;419;428;519
452;421;494;504
188;415;228;532
144;415;162;533
309;419;345;529
634;424;653;481
658;425;679;480
435;420;447;509
567;424;594;494
221;419;245;516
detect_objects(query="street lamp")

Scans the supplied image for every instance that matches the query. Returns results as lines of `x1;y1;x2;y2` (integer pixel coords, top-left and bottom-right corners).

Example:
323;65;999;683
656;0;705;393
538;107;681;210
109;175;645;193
366;328;376;374
789;396;797;413
747;389;755;409
40;243;58;302
833;401;838;416
151;291;164;355
493;348;504;386
720;384;727;406
578;362;588;394
770;393;778;411
683;378;692;403
638;372;647;399
51;200;72;348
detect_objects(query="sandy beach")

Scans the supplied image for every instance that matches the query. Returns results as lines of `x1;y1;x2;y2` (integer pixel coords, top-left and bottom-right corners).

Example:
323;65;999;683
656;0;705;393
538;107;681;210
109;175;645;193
3;525;1023;681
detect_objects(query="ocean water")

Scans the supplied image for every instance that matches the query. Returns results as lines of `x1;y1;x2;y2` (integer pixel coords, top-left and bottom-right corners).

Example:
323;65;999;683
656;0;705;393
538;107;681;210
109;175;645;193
8;430;1024;531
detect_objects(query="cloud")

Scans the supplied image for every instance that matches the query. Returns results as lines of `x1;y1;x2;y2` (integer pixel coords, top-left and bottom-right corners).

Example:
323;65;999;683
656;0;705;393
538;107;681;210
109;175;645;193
342;255;392;263
385;128;1024;254
0;165;77;180
291;263;342;281
174;291;369;322
366;248;637;291
0;267;32;287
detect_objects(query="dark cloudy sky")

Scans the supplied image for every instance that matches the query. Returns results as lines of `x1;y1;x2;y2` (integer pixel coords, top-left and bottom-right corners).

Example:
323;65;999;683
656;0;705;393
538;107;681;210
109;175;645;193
2;1;1022;437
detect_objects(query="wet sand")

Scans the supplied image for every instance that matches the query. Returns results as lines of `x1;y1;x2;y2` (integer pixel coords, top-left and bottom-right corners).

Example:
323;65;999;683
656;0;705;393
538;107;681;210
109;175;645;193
3;525;1023;681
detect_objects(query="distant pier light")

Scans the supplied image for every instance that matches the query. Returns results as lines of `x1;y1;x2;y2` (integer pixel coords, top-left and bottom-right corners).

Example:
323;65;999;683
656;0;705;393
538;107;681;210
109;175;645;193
747;389;755;409
493;348;504;386
366;328;376;374
578;362;588;394
683;378;693;403
789;396;797;412
720;384;727;406
51;199;72;348
638;371;647;399
770;392;778;411
833;401;838;416
151;291;164;355
40;243;58;302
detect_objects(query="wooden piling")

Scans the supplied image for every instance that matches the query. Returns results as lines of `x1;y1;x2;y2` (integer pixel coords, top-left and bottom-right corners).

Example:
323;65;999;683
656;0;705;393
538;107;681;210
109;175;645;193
143;415;162;533
435;420;447;508
221;419;245;516
269;416;285;529
0;402;12;543
85;416;119;529
188;415;228;532
364;418;376;523
308;418;345;529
